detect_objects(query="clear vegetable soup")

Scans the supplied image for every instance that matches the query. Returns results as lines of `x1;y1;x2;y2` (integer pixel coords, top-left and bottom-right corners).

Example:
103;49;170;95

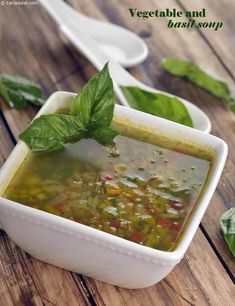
3;120;214;251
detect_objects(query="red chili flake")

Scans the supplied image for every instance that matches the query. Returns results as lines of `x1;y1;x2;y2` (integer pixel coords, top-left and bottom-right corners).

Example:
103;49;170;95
174;148;185;154
99;175;113;181
158;219;183;231
54;203;64;213
172;221;183;231
169;200;183;210
75;218;85;225
130;232;144;242
112;220;121;230
146;204;155;214
158;219;173;229
124;193;135;200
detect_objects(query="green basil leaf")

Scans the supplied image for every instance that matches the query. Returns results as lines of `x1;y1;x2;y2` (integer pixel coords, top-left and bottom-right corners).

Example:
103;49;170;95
19;114;85;152
6;88;43;108
0;82;11;104
0;74;44;108
90;127;119;145
161;58;235;112
121;86;193;127
220;208;235;257
229;98;235;113
17;90;44;107
0;74;42;97
19;63;119;153
70;63;115;129
5;88;27;108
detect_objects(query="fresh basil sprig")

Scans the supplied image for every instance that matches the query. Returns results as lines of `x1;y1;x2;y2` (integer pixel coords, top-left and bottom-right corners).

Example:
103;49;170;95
220;208;235;257
161;58;235;113
19;63;119;152
0;74;44;108
121;86;193;127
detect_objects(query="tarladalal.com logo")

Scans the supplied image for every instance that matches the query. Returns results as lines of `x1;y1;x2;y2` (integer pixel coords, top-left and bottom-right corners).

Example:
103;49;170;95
0;0;39;6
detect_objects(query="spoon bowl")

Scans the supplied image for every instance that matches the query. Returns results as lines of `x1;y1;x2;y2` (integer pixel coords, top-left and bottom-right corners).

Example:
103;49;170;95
39;0;148;67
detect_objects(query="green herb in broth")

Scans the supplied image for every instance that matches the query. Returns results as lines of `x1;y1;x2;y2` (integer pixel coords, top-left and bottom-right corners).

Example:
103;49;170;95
3;121;213;251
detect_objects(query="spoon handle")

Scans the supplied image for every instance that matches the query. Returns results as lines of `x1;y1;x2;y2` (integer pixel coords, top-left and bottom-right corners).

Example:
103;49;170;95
39;0;82;24
60;24;108;71
39;0;108;69
61;23;135;107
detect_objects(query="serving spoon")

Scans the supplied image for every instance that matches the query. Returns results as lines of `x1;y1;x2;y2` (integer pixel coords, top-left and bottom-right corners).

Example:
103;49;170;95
39;1;211;132
39;0;148;68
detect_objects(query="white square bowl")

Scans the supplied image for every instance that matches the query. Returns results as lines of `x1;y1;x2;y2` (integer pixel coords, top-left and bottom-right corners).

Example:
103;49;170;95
0;91;228;289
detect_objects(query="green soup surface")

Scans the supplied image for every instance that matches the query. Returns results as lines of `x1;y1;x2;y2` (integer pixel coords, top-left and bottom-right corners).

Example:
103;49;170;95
3;120;213;251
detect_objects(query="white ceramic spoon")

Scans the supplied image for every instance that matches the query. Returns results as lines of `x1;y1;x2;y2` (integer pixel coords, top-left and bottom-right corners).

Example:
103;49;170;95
39;0;148;67
39;0;211;132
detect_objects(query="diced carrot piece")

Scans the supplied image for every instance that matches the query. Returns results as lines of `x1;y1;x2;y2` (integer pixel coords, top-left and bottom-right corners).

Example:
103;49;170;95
124;193;135;200
104;199;112;205
106;188;121;196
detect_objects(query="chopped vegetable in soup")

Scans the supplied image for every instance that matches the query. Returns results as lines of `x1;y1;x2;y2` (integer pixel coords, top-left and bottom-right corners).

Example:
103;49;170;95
3;120;213;251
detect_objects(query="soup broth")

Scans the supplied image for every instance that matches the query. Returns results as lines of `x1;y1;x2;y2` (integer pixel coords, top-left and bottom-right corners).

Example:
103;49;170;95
3;121;213;251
